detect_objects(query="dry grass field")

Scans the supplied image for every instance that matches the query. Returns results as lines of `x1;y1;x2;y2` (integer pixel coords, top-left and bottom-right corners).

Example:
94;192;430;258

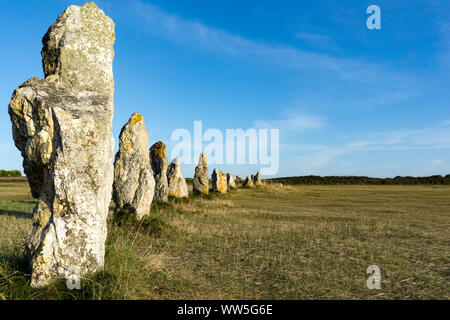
0;177;449;299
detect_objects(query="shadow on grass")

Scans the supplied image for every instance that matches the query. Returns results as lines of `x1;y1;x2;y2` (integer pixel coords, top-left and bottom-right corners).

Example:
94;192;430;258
11;200;36;205
0;209;32;219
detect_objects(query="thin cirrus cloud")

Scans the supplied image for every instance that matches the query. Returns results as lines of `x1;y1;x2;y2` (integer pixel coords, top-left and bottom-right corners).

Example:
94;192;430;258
290;121;450;172
129;0;414;88
294;32;331;46
253;112;326;133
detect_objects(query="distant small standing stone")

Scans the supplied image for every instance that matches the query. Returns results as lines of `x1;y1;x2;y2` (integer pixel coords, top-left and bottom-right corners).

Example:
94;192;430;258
227;173;236;189
193;152;209;194
167;157;189;198
212;168;227;193
253;171;262;186
150;141;169;202
243;176;254;187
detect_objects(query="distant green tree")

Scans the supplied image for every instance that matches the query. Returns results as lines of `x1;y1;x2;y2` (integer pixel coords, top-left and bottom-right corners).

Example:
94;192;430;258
0;169;22;177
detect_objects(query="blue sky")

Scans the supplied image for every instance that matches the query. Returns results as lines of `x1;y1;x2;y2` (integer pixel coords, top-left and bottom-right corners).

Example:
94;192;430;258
0;0;449;178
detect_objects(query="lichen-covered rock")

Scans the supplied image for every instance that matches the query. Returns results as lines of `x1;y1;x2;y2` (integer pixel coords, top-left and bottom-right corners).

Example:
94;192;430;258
193;152;209;194
253;171;262;186
167;157;188;199
8;2;115;288
212;169;227;193
150;141;169;202
113;113;155;219
41;1;115;95
236;175;242;181
227;173;236;189
243;176;254;187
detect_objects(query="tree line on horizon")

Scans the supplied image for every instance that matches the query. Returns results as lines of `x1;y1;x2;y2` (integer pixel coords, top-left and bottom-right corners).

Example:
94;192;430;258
3;169;450;184
0;169;22;177
266;175;450;185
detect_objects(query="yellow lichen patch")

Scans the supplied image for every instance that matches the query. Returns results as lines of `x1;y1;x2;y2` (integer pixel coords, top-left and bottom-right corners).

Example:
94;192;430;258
126;141;132;149
130;112;143;125
152;141;166;159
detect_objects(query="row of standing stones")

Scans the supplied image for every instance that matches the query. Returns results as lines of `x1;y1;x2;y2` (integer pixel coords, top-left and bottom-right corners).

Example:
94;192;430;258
113;110;263;222
7;2;263;288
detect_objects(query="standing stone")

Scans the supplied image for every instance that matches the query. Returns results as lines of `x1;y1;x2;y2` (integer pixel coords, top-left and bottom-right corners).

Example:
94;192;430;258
113;113;155;220
236;175;242;181
193;152;209;195
167;157;188;198
243;176;254;187
212;169;227;193
8;2;115;288
253;171;262;186
227;173;236;189
150;141;169;202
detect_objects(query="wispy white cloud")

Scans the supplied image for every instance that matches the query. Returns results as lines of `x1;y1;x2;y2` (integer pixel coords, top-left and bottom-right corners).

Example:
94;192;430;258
294;32;330;46
130;0;415;89
253;110;325;132
285;121;450;173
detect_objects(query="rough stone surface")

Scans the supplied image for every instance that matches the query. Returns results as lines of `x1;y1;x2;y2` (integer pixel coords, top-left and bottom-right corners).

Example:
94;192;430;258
167;157;188;199
41;1;115;95
193;152;209;194
8;2;115;288
226;173;236;189
253;171;262;186
150;141;169;202
212;169;227;193
243;176;254;187
113;113;155;220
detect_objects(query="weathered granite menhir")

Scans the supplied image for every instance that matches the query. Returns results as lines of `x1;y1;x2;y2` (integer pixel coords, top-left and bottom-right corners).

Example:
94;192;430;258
8;2;115;288
193;152;209;195
243;176;254;187
113;113;155;220
212;169;227;193
167;157;189;199
253;171;262;186
150;141;169;202
227;173;236;189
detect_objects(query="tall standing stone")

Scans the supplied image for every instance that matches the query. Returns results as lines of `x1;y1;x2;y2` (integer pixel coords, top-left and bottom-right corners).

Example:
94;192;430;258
113;113;155;220
212;169;227;193
193;152;209;195
150;141;169;202
8;2;115;288
227;173;236;189
167;157;188;198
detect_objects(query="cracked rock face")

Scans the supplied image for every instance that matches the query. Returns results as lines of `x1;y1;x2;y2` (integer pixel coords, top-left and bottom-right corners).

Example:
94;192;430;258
8;2;115;288
193;153;209;195
212;169;227;193
113;113;155;220
150;141;169;202
167;157;188;199
227;173;236;189
243;176;254;187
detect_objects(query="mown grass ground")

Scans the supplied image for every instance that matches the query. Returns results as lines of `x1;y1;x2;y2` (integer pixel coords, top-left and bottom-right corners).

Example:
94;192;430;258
0;178;448;299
